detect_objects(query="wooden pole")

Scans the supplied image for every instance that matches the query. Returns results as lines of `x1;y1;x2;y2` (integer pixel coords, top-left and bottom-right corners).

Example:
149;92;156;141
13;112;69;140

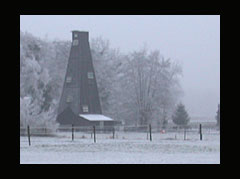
199;124;202;140
184;128;186;140
112;127;115;139
93;126;96;143
72;124;74;141
149;124;152;141
27;125;31;146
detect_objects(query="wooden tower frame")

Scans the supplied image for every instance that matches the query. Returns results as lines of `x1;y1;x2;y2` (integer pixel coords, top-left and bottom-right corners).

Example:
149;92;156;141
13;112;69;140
57;31;105;126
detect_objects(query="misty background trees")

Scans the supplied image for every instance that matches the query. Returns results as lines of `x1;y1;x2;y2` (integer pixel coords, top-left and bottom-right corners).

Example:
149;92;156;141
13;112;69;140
20;31;183;128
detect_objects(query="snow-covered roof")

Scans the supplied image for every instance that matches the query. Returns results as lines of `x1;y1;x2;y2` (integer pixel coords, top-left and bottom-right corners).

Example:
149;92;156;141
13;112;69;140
79;114;114;121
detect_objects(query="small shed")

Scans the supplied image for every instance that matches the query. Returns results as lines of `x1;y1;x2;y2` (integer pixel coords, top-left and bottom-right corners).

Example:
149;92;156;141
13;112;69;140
57;107;116;127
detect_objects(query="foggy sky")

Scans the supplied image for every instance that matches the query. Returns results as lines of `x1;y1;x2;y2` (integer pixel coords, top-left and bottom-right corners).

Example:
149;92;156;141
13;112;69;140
20;15;220;119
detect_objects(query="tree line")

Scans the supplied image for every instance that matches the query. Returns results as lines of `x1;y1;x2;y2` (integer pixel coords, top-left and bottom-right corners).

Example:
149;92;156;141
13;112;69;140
20;31;184;129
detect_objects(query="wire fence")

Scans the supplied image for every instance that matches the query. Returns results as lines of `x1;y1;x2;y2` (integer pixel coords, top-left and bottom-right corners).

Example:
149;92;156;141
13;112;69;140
20;124;220;146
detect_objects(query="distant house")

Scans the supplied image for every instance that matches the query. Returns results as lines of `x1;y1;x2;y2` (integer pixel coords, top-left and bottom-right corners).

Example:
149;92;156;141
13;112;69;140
56;31;115;127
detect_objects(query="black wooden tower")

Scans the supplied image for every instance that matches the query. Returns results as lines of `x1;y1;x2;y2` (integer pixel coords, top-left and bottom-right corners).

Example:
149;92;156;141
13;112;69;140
56;31;113;126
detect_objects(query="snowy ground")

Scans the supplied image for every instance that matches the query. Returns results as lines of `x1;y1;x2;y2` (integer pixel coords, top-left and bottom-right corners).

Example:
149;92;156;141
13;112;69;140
20;131;220;164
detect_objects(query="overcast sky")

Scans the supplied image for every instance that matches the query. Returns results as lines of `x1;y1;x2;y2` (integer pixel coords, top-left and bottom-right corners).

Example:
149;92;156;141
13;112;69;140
20;15;220;119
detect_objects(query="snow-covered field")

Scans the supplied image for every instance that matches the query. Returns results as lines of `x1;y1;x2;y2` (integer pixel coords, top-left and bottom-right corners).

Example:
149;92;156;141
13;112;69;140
20;131;220;164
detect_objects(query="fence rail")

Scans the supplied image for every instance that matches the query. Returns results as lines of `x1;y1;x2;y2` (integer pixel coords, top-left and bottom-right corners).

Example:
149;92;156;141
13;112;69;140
20;124;220;146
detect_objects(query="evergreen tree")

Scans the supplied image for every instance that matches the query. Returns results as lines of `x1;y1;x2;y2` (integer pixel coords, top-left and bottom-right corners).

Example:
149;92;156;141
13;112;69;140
172;103;190;127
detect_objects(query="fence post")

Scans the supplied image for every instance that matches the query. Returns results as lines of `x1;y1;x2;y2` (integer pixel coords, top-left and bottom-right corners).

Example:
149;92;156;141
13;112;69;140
199;124;202;140
112;127;115;139
93;126;96;143
27;125;31;146
184;128;187;140
149;124;152;141
72;124;74;141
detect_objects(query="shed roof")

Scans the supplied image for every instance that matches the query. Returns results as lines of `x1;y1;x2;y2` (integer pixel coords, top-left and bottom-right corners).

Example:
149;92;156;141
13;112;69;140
79;114;114;121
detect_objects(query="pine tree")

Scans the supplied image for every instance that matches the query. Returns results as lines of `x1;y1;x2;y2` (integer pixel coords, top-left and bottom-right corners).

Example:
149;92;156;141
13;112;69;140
172;103;190;127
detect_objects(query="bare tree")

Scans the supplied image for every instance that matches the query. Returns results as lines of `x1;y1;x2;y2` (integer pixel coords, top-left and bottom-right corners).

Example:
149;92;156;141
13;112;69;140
118;48;182;127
